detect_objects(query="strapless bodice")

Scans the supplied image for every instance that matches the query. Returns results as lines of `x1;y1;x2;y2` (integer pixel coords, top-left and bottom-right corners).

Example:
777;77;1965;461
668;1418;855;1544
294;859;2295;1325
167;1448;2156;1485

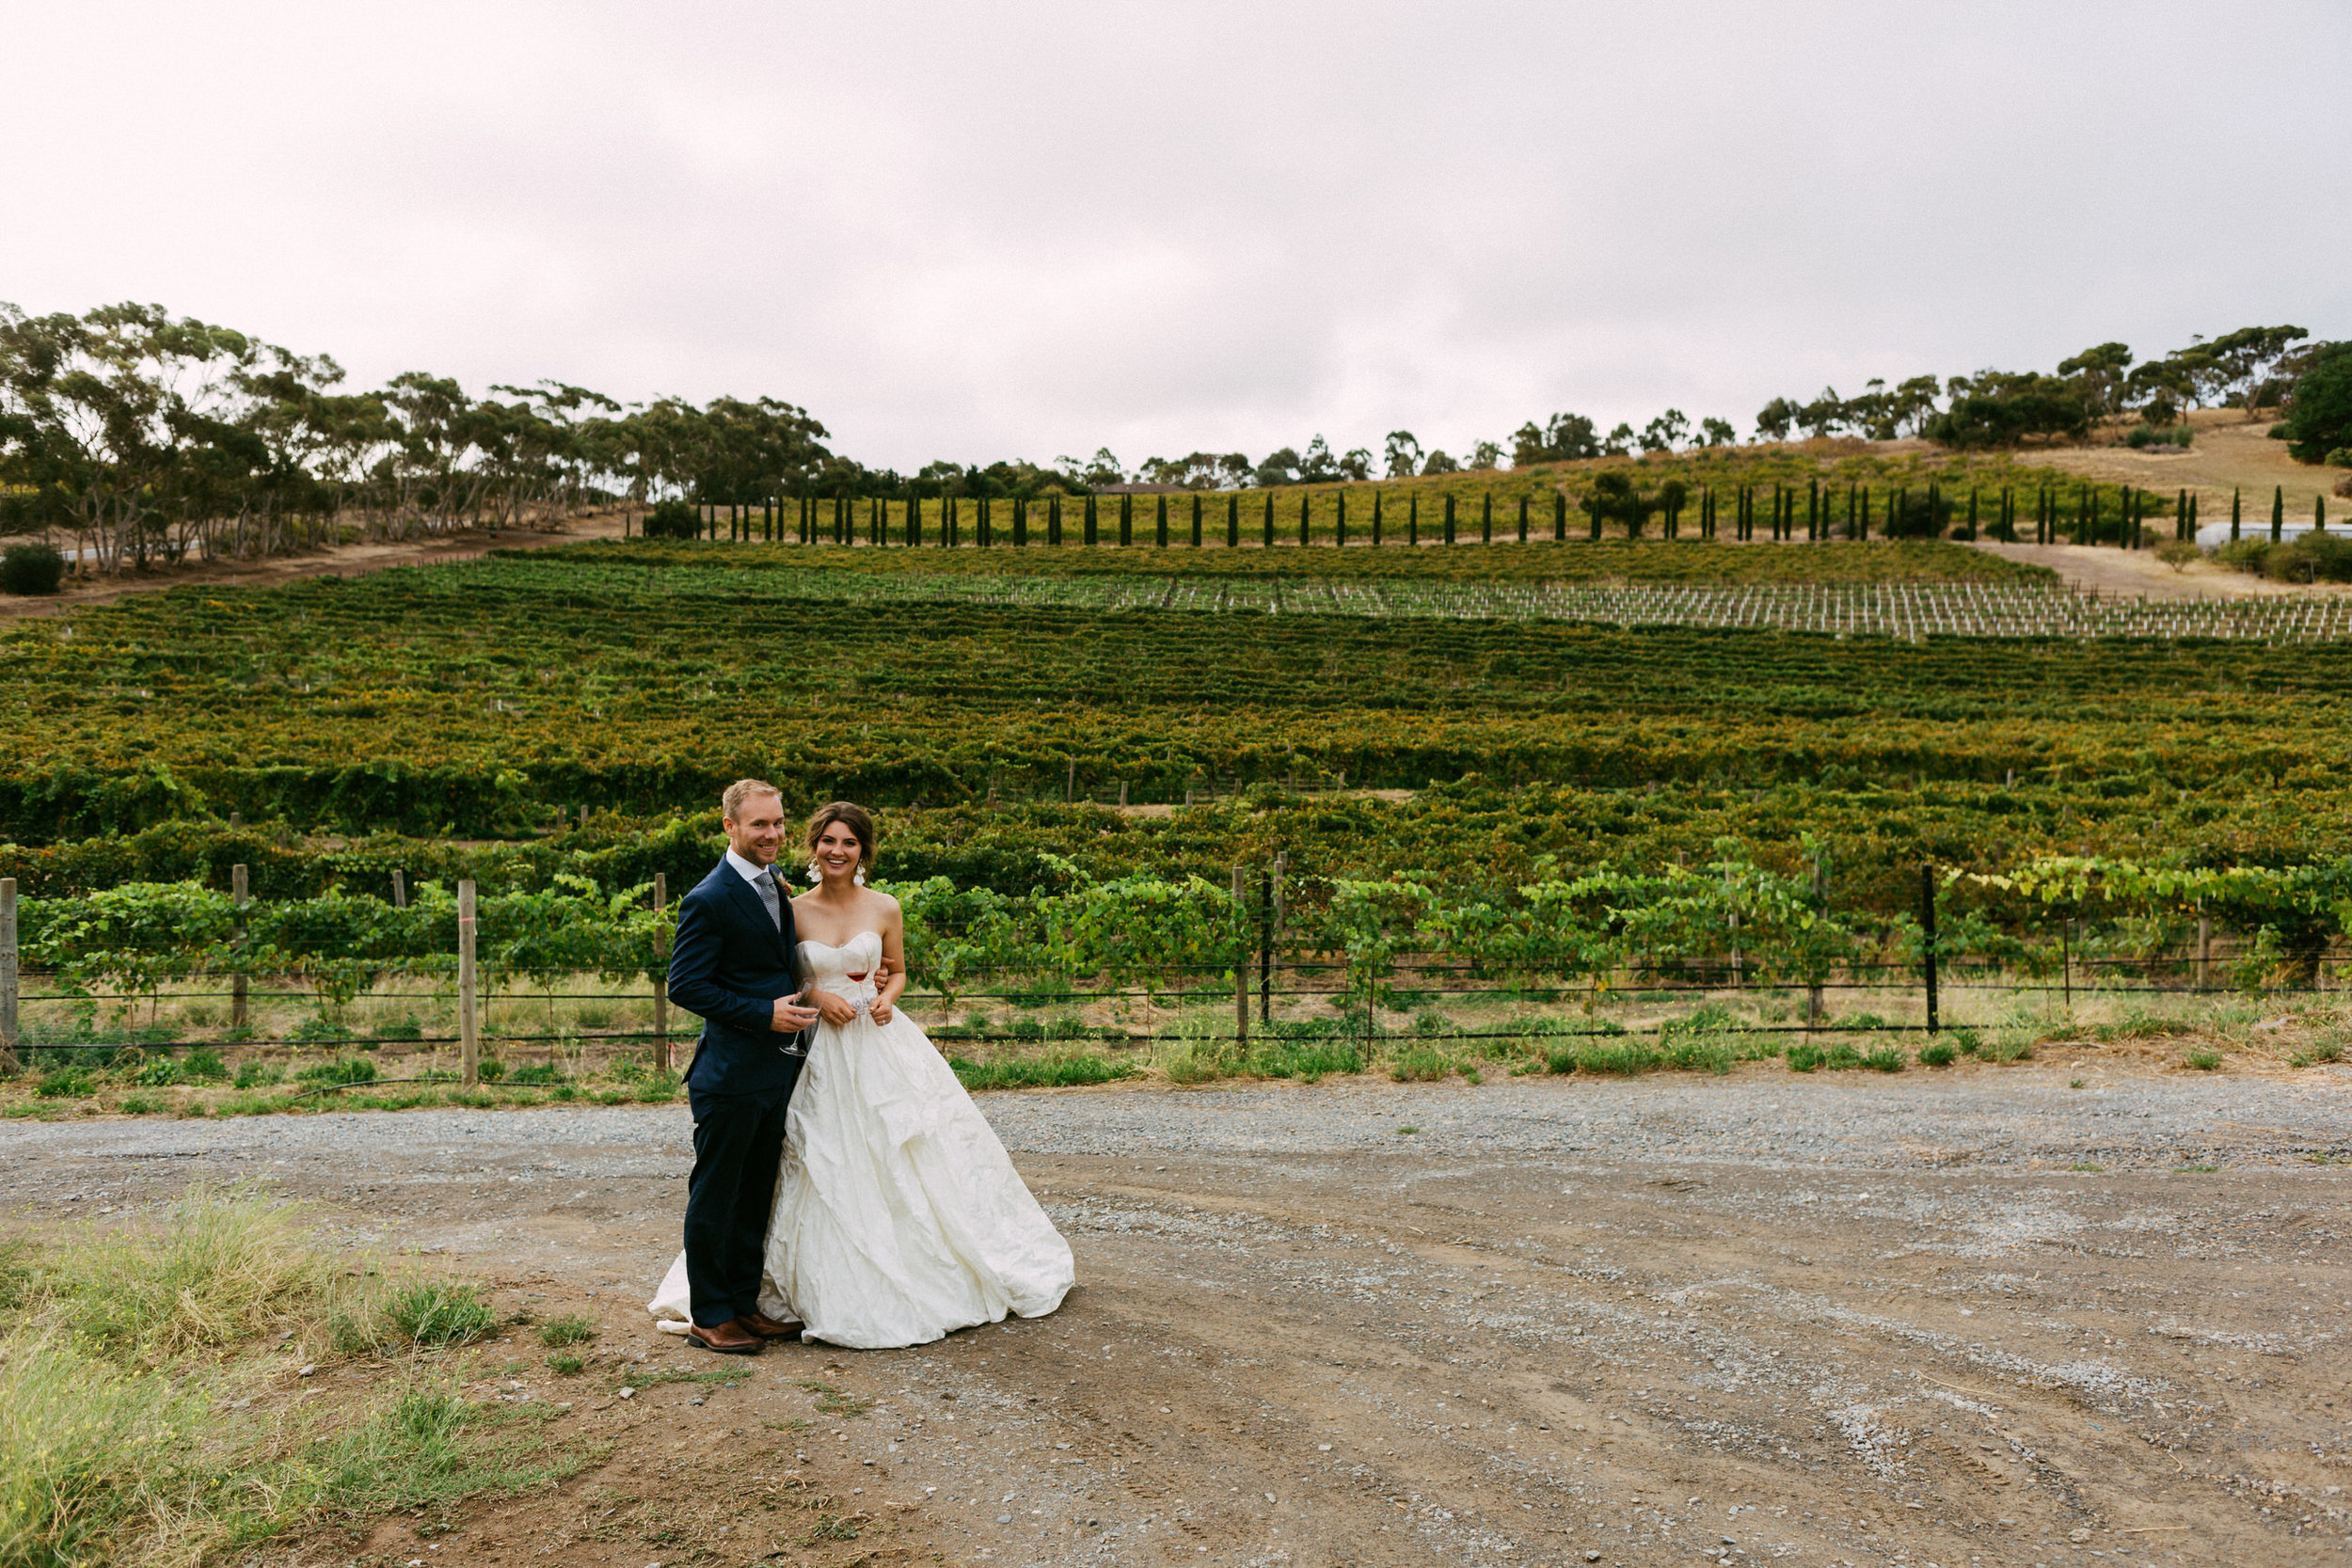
798;930;882;998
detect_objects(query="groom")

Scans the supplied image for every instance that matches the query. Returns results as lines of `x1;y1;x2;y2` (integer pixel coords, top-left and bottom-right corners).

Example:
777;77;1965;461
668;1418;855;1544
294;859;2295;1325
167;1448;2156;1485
667;778;821;1354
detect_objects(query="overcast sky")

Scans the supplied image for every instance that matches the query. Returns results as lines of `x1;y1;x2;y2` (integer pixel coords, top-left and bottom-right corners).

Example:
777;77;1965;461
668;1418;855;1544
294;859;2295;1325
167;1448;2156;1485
5;2;2346;472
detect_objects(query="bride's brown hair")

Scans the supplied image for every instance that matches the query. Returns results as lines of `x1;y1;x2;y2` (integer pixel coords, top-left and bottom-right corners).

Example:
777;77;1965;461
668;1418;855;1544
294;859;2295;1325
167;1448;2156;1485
803;800;875;870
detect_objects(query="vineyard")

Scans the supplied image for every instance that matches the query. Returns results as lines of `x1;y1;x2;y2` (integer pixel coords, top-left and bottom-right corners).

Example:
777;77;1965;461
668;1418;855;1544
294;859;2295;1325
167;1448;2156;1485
9;453;2352;1106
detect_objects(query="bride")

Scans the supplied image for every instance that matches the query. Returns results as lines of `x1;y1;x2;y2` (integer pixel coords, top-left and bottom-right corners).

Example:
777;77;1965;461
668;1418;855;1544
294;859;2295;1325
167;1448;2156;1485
651;800;1073;1349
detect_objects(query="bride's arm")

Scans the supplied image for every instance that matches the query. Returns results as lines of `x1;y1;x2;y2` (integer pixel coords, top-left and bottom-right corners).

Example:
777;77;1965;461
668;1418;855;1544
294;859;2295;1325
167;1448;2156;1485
870;897;908;1024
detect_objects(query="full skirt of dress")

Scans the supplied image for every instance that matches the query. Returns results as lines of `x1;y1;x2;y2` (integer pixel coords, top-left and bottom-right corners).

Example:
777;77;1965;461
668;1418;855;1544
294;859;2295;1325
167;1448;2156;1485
649;1000;1073;1349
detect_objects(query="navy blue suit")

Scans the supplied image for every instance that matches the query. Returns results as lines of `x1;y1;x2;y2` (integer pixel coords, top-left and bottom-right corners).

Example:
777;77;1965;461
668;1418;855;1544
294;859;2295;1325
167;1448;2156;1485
668;857;808;1327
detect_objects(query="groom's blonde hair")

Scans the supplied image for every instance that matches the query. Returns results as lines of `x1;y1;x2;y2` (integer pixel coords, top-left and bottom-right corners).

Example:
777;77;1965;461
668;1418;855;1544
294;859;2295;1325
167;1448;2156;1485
721;778;783;822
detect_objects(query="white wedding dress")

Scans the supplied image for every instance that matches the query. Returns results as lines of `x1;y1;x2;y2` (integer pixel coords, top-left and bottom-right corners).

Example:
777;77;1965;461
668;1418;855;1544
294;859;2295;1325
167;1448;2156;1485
649;931;1073;1349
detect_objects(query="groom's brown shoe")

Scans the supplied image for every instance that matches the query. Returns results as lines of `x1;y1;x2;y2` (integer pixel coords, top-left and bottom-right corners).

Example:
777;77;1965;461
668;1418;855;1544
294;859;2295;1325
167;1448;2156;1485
734;1311;805;1340
685;1320;763;1355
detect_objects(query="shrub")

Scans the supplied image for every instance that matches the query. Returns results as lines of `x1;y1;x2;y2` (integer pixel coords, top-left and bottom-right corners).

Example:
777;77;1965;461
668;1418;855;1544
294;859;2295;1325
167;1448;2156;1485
640;499;701;540
1918;1040;1958;1067
476;1058;505;1083
2184;1049;2223;1071
232;1059;284;1088
0;542;68;595
1862;1046;1908;1072
505;1063;564;1085
2154;539;2201;573
386;1280;496;1346
547;1352;585;1376
182;1048;229;1082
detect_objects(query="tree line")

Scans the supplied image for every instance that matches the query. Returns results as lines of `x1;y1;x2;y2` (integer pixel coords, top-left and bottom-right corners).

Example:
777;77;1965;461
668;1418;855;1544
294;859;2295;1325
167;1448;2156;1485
1755;325;2319;449
0;301;833;572
4;299;2338;577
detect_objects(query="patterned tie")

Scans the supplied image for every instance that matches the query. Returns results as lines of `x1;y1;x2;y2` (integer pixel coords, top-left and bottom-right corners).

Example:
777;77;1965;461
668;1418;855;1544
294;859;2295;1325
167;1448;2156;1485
755;865;783;931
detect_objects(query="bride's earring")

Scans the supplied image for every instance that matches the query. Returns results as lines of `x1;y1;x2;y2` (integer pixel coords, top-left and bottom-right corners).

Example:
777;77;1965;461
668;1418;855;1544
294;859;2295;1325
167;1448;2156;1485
805;861;820;884
854;867;866;887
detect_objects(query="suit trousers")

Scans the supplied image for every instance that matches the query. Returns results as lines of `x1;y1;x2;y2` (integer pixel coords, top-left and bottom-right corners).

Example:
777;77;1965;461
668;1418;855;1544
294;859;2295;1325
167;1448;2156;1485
684;1067;802;1327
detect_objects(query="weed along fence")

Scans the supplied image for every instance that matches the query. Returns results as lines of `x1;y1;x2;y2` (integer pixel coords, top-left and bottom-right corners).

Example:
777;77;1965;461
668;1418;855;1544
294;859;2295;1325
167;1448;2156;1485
670;474;2320;551
7;854;2352;1105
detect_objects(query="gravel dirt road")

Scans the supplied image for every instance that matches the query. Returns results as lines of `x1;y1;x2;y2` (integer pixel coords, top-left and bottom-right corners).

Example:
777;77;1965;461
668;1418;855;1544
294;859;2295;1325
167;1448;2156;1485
8;1065;2348;1567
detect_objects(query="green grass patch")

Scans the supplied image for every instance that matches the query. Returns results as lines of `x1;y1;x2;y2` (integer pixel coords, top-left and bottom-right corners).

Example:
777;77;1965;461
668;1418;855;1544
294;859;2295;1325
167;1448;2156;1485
537;1313;596;1348
950;1053;1134;1091
2184;1048;2224;1071
0;1189;590;1564
383;1280;497;1348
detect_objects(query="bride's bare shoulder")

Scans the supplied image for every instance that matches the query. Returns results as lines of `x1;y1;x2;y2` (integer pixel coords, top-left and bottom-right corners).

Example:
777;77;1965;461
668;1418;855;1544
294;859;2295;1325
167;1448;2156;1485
866;889;903;920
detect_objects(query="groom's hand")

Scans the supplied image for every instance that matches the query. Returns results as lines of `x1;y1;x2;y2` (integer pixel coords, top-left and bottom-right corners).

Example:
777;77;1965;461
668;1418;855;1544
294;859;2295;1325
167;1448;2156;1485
771;991;819;1033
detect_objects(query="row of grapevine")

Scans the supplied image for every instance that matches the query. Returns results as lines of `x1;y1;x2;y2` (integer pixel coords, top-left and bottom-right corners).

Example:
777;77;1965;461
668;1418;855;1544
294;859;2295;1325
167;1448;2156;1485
15;852;2344;1008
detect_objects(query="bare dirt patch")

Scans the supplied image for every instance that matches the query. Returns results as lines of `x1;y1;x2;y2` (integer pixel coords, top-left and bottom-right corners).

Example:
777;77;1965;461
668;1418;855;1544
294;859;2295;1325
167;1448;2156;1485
2028;414;2336;516
6;1064;2345;1566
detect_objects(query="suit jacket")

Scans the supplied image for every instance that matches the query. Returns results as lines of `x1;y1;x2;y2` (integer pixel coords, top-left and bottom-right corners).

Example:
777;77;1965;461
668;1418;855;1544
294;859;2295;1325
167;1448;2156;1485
668;857;806;1095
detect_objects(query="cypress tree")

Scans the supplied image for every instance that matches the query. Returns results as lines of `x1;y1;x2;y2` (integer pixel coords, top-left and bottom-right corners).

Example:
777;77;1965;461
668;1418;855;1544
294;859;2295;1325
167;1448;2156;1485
1085;494;1097;546
2320;493;2329;535
1263;491;1275;548
1227;492;1239;548
1046;493;1059;546
1553;490;1566;542
1480;490;1492;545
1408;493;1419;546
2272;484;2285;542
1373;490;1384;547
1155;492;1168;548
1120;493;1133;546
1013;496;1027;547
1518;494;1530;543
1299;490;1311;546
1444;493;1456;545
2176;487;2187;542
1191;492;1202;547
2230;486;2240;542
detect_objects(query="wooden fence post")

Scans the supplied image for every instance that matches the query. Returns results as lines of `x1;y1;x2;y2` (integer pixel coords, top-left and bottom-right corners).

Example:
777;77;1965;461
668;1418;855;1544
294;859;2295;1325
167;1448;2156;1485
391;869;406;909
1920;865;1938;1037
231;863;249;1030
1806;854;1824;1033
1232;863;1249;1044
0;877;17;1076
2196;906;2212;990
458;879;479;1085
652;871;671;1071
